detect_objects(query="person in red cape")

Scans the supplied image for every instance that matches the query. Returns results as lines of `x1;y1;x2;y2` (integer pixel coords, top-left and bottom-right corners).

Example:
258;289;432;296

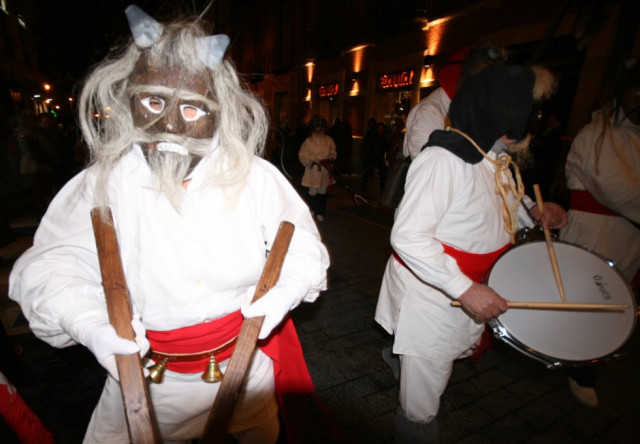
9;5;329;443
375;65;567;442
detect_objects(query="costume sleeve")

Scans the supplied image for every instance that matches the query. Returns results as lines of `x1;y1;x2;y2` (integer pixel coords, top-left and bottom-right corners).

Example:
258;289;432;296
252;160;330;302
298;138;313;167
8;171;109;348
391;150;473;298
570;125;640;223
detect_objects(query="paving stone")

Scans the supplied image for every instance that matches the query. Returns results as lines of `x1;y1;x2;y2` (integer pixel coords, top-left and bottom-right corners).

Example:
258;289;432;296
476;414;536;443
440;403;494;440
441;380;487;410
515;397;567;431
475;389;524;419
449;360;478;383
505;376;553;403
470;368;514;394
2;184;639;443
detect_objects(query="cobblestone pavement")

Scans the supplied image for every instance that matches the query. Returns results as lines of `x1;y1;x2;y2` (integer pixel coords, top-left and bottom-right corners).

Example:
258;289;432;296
1;178;639;443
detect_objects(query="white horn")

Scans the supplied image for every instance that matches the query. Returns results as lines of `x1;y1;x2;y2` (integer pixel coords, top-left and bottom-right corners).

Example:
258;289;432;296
125;4;163;48
196;35;230;69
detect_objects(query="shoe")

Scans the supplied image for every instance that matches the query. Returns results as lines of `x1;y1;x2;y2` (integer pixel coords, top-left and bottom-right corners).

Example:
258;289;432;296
568;377;599;408
316;214;324;221
382;346;400;381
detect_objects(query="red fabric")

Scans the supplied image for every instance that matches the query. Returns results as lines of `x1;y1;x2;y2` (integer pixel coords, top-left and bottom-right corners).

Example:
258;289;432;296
471;325;493;362
438;46;472;99
260;317;337;442
147;311;243;372
150;313;327;442
0;377;55;444
259;317;315;396
441;243;511;283
570;190;619;216
392;243;510;284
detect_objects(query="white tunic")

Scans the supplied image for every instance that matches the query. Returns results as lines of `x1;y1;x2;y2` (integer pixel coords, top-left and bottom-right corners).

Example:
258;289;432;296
9;144;330;441
559;110;640;283
376;146;534;361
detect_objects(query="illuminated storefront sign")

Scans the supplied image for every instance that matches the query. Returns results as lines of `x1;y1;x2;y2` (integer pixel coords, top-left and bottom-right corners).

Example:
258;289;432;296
317;83;339;98
377;69;414;90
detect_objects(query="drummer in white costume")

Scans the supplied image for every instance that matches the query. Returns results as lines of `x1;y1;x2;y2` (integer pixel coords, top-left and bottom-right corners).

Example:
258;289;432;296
9;6;329;443
375;65;567;443
559;56;640;408
561;59;640;288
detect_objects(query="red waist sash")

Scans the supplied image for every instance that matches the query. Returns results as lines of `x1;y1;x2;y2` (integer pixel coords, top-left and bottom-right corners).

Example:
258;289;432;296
147;311;243;373
146;311;315;394
441;243;511;283
393;242;510;283
570;190;619;216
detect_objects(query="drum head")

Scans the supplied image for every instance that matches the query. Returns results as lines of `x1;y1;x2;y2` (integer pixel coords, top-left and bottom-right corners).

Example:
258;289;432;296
487;241;637;364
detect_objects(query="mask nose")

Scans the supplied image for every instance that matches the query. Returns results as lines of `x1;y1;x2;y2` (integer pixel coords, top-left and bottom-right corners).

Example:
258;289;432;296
161;104;182;133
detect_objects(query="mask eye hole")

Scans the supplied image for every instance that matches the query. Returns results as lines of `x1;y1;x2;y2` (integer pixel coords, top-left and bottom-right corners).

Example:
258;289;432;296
140;96;165;114
180;104;208;122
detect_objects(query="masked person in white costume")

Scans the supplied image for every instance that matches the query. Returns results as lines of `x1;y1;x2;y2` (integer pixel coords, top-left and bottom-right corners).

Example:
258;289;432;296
375;65;567;443
9;5;329;443
559;56;640;408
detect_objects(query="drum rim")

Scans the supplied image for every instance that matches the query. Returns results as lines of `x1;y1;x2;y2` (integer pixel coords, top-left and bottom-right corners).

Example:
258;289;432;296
487;239;638;367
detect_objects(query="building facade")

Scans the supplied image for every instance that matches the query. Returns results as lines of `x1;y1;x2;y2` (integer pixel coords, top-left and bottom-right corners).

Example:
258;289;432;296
215;0;640;166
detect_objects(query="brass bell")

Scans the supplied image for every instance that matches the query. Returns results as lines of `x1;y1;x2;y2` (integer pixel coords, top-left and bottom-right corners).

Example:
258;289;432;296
202;354;224;383
148;357;169;384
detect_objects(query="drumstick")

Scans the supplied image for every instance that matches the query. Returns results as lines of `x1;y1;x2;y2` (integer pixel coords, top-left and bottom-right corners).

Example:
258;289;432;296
533;184;567;303
450;300;629;312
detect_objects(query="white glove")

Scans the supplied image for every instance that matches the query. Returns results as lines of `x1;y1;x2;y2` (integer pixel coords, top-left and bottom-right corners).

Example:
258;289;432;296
241;283;304;340
79;316;150;380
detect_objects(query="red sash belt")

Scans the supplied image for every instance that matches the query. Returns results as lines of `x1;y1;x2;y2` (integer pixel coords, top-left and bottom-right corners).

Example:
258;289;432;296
146;311;315;394
147;311;243;373
441;243;511;283
393;242;510;283
570;190;619;216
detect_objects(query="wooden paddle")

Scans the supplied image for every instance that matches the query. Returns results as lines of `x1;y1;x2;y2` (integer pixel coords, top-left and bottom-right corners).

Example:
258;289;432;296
91;207;161;444
201;221;295;443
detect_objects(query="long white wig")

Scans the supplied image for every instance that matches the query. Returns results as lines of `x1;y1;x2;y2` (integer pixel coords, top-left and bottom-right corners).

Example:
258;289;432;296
78;16;269;209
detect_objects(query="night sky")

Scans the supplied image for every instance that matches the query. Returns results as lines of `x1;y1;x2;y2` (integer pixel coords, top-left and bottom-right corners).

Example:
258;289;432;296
30;1;214;92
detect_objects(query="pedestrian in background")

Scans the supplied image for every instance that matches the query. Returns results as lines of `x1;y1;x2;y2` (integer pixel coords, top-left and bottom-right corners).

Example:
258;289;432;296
361;122;390;194
299;115;337;221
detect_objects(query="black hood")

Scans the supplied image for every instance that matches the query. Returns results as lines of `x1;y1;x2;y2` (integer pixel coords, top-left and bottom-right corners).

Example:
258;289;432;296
425;65;537;164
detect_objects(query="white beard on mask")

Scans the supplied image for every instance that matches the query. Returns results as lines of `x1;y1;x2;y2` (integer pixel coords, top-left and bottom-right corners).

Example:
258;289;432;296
133;129;213;211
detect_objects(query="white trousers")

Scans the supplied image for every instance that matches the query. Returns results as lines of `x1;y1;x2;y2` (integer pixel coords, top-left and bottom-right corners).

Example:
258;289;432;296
83;349;279;443
398;354;455;424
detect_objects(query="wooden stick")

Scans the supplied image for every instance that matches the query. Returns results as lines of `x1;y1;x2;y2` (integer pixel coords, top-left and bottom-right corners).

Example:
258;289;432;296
91;208;161;444
451;300;629;312
201;221;295;443
533;184;567;303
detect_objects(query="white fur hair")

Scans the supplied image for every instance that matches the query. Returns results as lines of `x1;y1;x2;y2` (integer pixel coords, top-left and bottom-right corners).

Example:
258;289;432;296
78;17;269;209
